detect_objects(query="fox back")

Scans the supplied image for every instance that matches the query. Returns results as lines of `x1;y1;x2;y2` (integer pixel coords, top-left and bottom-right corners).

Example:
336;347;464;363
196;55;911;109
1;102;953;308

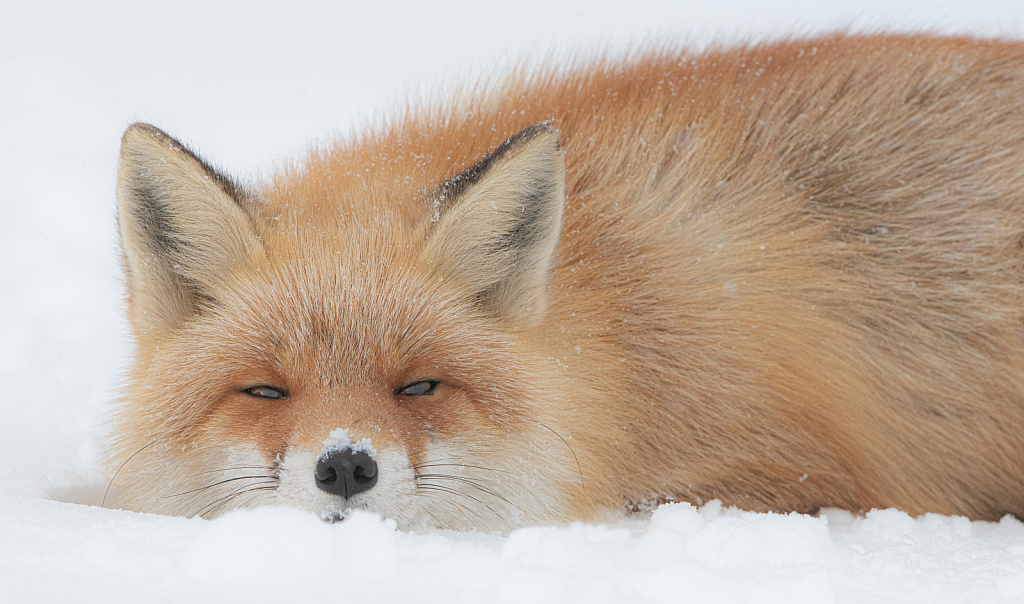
107;33;1024;529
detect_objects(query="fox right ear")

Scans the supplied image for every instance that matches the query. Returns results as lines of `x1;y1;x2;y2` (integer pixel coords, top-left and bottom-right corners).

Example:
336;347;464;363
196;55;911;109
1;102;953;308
116;123;262;333
423;123;565;326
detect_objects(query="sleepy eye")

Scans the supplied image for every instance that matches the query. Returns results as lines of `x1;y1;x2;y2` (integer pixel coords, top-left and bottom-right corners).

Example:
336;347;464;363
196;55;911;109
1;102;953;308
244;386;287;400
397;380;440;396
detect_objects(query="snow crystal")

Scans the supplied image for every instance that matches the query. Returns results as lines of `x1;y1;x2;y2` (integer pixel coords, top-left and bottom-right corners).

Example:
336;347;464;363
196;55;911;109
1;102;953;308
322;428;377;457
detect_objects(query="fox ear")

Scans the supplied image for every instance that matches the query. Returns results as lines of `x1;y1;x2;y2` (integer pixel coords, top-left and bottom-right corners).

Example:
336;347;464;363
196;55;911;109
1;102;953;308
116;123;262;332
425;123;565;326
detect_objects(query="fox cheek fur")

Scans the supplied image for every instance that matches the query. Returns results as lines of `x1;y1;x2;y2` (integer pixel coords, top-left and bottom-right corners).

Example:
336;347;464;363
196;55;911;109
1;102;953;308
108;33;1024;527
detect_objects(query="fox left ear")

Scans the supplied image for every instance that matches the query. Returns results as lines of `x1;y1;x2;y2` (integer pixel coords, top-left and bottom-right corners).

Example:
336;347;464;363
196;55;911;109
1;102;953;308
424;123;565;326
116;123;262;333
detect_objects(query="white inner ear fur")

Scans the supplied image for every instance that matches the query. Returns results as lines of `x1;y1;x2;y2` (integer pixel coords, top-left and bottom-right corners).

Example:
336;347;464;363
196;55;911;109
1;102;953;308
116;123;261;331
424;124;566;326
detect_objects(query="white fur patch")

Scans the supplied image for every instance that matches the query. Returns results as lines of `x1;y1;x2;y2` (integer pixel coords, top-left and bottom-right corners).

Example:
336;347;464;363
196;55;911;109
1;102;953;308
276;436;418;525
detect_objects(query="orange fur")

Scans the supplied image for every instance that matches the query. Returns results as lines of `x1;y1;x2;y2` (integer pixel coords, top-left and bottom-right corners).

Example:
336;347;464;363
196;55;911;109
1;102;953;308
108;33;1024;527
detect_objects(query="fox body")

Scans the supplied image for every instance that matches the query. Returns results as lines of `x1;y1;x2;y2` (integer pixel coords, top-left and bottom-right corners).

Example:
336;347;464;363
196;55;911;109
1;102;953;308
108;33;1024;529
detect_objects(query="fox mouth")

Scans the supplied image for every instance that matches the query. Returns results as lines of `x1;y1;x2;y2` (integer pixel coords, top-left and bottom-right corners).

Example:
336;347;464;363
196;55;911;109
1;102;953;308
319;508;349;523
315;491;374;524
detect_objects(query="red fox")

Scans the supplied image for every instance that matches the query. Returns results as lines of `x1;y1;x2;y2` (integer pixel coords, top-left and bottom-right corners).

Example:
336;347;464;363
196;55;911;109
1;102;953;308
106;33;1024;530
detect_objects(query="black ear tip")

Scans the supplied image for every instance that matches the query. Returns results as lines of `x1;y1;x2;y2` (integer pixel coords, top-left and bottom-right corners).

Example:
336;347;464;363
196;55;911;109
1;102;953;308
121;123;182;154
524;121;558;135
123;122;160;141
509;122;562;150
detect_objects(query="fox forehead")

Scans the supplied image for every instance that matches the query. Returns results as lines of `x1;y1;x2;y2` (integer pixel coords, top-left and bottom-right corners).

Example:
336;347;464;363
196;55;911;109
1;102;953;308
255;132;473;230
192;260;496;386
226;158;539;383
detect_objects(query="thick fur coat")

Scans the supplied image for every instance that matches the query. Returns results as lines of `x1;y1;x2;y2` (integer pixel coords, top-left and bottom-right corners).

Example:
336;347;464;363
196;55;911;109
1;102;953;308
107;33;1024;529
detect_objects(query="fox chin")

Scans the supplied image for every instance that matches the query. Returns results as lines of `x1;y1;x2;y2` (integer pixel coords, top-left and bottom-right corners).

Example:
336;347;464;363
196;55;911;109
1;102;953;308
104;33;1024;530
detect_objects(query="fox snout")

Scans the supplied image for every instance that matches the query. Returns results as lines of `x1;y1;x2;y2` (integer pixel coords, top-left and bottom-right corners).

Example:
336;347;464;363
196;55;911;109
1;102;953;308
314;448;378;499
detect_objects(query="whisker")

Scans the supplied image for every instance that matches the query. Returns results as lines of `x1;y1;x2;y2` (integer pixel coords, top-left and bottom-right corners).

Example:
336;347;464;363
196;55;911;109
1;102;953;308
102;437;161;508
417;482;486;506
196;485;278;519
164;475;277;498
194;465;283;476
202;485;279;518
416;487;487;522
415;474;511;503
527;418;585;492
411;462;510;474
417;483;501;519
236;487;279;511
193;481;279;519
194;481;271;515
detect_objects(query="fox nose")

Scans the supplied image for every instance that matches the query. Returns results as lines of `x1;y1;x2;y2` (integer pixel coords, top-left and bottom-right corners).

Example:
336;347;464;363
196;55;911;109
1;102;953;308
314;448;378;498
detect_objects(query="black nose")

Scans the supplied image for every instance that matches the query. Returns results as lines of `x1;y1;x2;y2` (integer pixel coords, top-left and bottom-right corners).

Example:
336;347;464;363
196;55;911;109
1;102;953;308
314;447;378;498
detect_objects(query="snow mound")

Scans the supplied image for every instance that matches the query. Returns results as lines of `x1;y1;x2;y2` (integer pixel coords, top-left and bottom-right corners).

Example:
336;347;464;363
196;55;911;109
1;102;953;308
3;496;1024;603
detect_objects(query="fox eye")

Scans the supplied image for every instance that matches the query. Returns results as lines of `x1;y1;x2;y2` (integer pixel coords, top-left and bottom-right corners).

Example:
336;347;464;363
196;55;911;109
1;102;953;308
243;386;287;400
397;380;440;396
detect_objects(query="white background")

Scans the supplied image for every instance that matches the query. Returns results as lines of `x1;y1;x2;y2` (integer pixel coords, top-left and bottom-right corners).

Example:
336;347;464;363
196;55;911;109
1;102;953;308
2;2;1024;602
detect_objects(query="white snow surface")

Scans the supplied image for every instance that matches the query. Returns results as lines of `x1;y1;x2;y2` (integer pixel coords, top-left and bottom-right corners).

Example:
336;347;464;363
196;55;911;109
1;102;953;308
4;498;1024;604
4;1;1024;602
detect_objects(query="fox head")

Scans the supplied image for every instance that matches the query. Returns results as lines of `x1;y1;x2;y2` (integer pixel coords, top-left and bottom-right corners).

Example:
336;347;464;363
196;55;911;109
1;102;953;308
107;122;583;531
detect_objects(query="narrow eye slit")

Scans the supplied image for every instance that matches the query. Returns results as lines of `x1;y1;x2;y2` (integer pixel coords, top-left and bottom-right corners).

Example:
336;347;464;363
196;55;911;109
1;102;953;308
397;380;440;396
244;386;287;400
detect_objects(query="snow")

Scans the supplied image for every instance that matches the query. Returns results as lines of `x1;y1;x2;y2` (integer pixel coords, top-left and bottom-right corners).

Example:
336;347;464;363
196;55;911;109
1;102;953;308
3;498;1024;603
323;428;378;457
3;1;1024;602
